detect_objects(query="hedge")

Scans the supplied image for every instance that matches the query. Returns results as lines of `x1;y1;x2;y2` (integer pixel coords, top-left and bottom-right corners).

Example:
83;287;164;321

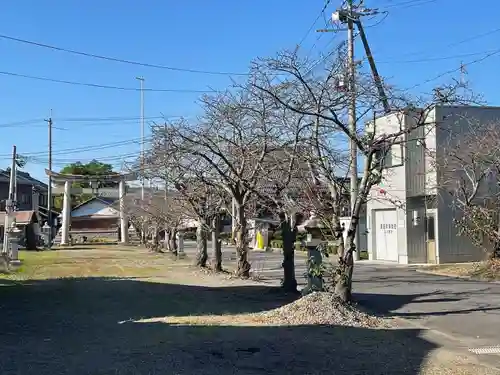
270;240;338;254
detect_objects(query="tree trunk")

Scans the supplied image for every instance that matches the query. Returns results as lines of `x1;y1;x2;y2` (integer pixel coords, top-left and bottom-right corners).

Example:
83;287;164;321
334;191;364;303
211;214;223;272
195;221;208;267
152;227;159;246
163;229;170;251
492;220;500;259
168;229;178;254
281;215;297;293
235;205;251;277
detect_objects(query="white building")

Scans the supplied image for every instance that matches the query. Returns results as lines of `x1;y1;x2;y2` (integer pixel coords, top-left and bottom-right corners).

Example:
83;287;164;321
366;105;500;264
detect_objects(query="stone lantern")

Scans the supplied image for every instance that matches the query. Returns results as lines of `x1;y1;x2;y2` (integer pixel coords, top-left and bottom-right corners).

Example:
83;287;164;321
41;222;52;248
176;231;185;258
298;212;327;295
7;220;22;266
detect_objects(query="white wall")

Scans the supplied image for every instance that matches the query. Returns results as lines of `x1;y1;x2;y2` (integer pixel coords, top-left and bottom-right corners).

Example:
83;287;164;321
72;200;119;218
367;112;409;262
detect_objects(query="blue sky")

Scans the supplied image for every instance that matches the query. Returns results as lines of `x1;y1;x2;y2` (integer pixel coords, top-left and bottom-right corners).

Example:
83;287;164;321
1;0;499;182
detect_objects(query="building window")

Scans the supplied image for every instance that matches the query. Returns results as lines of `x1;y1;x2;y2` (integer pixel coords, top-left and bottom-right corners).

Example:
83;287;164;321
375;143;393;169
20;194;31;205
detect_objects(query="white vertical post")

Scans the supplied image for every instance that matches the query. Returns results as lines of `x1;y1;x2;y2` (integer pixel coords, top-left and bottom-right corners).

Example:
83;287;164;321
3;145;16;254
60;180;71;245
231;198;236;243
119;180;129;244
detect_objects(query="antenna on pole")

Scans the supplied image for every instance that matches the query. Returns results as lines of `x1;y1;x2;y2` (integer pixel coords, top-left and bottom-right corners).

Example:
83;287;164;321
459;61;467;87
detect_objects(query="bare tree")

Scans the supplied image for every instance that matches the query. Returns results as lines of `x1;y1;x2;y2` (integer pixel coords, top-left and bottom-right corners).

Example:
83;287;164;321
173;179;226;270
246;109;313;292
440;119;500;260
123;191;184;252
251;47;469;301
148;86;276;277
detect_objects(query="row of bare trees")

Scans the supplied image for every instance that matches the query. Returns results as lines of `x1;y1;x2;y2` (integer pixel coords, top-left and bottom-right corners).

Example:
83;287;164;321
125;44;491;301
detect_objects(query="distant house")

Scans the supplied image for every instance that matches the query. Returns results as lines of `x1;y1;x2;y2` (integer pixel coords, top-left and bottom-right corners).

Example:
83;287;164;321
54;196;122;244
69;197;119;231
0;169;49;212
0;169;57;248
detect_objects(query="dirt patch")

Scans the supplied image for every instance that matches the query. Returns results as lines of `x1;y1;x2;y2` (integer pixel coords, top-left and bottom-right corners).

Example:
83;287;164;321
422;260;500;281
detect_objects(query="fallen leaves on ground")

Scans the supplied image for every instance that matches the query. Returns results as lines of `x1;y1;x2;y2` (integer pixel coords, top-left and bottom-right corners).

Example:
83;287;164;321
155;292;389;329
255;292;389;328
423;259;500;281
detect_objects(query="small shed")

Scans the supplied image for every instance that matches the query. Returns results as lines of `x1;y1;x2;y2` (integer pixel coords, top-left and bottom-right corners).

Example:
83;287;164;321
0;210;39;250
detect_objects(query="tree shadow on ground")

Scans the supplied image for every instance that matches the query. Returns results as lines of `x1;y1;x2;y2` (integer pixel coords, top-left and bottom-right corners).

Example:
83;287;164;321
354;290;500;318
0;277;436;374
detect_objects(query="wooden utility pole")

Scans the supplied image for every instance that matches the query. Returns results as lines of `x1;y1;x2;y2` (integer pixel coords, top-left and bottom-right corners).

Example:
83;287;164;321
329;1;391;260
346;0;360;261
45;115;53;248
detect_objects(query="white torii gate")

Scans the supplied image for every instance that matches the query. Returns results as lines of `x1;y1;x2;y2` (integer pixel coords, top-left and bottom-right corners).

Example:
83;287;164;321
45;169;136;246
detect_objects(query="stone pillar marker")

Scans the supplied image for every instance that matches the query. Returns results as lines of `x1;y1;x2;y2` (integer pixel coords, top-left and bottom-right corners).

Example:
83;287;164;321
298;212;325;296
8;222;22;264
119;180;129;244
60;180;71;245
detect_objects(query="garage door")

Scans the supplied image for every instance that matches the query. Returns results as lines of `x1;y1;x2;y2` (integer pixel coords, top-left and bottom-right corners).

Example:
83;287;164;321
375;210;398;261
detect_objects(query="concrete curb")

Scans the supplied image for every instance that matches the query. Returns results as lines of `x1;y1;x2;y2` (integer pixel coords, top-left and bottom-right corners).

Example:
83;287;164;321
415;268;500;284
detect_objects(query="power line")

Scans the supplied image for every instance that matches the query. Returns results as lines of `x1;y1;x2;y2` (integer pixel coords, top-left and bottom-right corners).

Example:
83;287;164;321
0;115;194;128
304;0;336;56
377;49;500;64
372;26;500;62
19;151;142;165
407;48;500;90
298;0;334;47
0;34;249;76
0;136;151;158
380;0;439;10
0;71;216;93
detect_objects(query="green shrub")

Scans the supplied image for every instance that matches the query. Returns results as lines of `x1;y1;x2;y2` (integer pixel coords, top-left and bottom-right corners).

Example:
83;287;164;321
90;237;113;243
183;232;197;240
270;239;283;249
219;232;231;241
326;245;338;254
271;230;282;240
296;232;307;241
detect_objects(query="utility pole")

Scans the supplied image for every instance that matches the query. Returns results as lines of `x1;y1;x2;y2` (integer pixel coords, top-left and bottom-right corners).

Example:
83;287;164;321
3;145;17;253
45;115;53;248
346;0;360;261
13;159;17;208
328;2;390;261
136;76;145;202
136;77;145;243
164;122;169;206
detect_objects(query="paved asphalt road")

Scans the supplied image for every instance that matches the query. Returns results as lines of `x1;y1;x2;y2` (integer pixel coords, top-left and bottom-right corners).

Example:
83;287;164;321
183;242;500;366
